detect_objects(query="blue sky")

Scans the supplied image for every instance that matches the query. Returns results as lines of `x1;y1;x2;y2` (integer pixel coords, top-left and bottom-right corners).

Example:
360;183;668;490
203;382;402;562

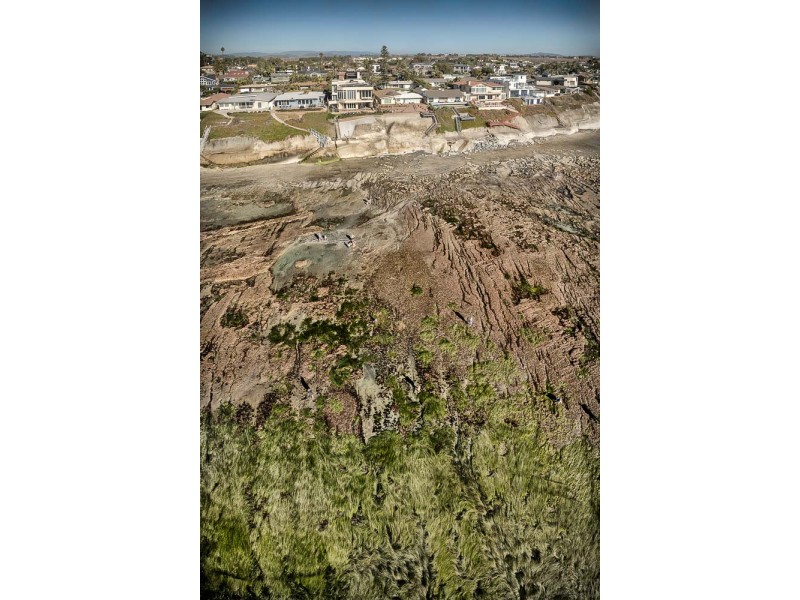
201;0;599;56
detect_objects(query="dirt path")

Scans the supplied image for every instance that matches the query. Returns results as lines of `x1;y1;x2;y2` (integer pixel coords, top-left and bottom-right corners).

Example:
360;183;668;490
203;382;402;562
269;110;309;133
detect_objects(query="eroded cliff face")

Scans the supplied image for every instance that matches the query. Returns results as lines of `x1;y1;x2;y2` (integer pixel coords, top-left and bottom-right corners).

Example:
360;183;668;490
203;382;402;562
200;133;319;166
200;93;600;166
200;132;600;447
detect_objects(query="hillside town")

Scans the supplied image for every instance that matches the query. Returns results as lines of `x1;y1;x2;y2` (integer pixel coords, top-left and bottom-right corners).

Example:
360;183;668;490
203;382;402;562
200;49;599;115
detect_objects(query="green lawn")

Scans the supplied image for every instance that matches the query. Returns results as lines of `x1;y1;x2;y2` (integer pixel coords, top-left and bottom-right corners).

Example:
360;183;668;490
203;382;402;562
434;106;491;133
201;111;304;143
283;110;335;137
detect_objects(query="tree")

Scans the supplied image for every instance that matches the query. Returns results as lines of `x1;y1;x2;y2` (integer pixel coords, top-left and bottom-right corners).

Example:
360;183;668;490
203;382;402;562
380;45;390;83
319;52;324;71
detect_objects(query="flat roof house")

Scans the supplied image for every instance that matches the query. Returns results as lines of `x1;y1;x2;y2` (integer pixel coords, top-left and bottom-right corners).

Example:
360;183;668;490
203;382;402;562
217;92;279;112
329;79;374;112
451;63;471;74
383;80;414;90
534;76;565;87
200;75;218;88
420;89;468;107
238;83;276;93
273;91;325;110
564;75;585;88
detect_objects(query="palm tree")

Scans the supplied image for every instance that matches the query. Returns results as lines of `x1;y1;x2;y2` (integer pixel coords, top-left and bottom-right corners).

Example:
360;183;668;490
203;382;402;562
319;52;323;71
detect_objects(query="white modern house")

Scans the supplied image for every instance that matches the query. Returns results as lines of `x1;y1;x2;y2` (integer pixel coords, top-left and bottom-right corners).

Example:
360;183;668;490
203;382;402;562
329;79;374;112
564;75;585;88
217;92;279;112
383;80;414;90
200;75;218;88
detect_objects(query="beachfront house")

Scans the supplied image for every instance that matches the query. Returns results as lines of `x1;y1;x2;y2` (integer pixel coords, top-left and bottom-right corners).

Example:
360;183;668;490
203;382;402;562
534;76;565;87
455;80;506;108
420;89;469;107
373;89;424;108
329;79;374;112
564;75;585;88
217;92;279;112
273;91;325;110
200;93;230;111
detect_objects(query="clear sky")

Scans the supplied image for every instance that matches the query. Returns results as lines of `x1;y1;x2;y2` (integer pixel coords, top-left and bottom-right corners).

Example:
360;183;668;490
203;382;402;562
201;0;599;56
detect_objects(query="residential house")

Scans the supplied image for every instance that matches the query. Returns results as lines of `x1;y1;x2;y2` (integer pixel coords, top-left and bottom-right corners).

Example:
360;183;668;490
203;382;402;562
217;92;279;112
383;80;413;90
489;74;541;98
411;63;434;76
200;66;216;75
219;83;236;93
222;69;250;82
454;80;506;108
534;76;564;86
421;78;448;88
200;75;218;88
238;83;277;93
303;70;328;79
270;72;292;84
564;75;585;88
522;97;544;105
252;74;269;83
451;63;471;75
420;89;468;107
200;93;230;111
373;89;424;108
329;79;374;112
274;91;325;110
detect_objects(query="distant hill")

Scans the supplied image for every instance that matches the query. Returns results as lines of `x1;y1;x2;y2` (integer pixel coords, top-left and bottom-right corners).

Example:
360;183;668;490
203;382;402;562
224;51;377;58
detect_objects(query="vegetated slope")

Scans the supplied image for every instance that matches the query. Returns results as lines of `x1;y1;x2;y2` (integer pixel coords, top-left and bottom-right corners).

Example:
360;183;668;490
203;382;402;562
200;132;600;599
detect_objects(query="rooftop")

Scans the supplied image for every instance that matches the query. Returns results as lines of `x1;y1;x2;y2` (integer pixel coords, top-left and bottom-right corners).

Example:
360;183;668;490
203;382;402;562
219;92;279;103
421;89;466;98
275;91;325;101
